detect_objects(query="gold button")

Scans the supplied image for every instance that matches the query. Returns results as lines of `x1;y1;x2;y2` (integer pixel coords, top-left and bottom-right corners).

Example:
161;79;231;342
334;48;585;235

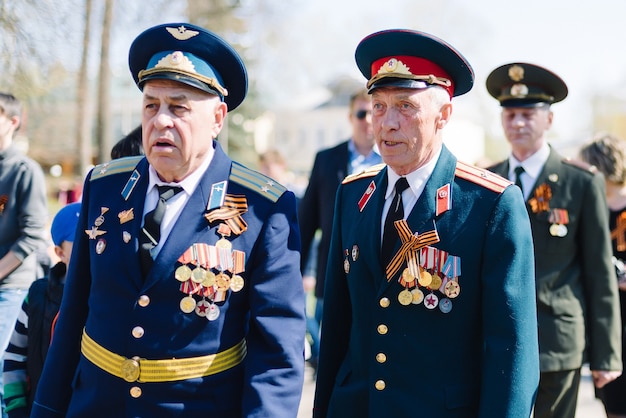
376;353;387;363
129;386;142;398
379;297;390;308
377;324;388;335
375;380;386;391
132;326;144;339
138;295;150;307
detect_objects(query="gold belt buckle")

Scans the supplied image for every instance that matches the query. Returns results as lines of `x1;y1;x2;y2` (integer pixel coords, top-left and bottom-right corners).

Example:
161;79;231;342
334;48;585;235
121;356;141;382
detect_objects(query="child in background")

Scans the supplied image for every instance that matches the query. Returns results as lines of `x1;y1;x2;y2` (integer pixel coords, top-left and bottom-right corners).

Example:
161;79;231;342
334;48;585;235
2;202;81;417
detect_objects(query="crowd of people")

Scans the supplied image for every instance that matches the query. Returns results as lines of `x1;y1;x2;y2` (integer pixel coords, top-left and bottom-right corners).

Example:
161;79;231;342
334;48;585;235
0;21;625;418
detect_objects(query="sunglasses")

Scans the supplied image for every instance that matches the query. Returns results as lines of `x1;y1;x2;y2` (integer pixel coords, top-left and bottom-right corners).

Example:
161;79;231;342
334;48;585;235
354;109;371;120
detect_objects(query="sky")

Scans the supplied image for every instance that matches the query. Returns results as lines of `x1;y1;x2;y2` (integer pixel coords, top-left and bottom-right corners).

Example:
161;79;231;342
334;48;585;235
244;0;626;149
105;0;626;153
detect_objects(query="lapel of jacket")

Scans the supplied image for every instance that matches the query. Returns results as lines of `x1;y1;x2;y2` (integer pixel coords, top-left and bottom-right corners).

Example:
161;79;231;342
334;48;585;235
335;140;350;183
527;146;563;219
354;167;389;285
377;146;457;296
115;157;150;290
144;142;233;289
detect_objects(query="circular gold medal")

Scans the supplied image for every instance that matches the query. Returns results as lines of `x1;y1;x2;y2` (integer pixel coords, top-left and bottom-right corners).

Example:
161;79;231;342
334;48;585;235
202;270;216;287
179;296;196;313
215;238;232;250
401;268;415;284
549;224;560;236
175;265;192;282
215;272;231;290
444;280;461;298
429;274;443;290
411;288;424;304
230;275;245;292
418;269;432;287
398;289;413;306
191;267;207;283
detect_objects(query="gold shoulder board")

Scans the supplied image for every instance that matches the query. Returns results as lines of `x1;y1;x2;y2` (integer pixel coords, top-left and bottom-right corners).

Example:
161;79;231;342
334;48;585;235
455;161;511;193
562;157;597;173
90;156;143;182
229;162;286;203
342;163;385;184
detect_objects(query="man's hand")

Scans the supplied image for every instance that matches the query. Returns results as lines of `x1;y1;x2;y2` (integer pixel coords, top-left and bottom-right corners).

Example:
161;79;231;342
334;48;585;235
591;370;622;388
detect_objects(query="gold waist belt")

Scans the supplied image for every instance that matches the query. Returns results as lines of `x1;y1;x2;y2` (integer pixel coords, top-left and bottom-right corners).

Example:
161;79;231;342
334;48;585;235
81;330;247;383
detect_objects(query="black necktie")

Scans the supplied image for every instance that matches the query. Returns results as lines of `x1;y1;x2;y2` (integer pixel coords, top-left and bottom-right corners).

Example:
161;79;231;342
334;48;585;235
381;177;410;265
140;185;183;275
514;166;525;196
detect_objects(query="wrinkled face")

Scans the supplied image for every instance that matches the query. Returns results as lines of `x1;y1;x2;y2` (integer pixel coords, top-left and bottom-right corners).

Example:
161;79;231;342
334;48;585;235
349;97;374;149
371;87;451;175
142;79;227;182
501;106;553;158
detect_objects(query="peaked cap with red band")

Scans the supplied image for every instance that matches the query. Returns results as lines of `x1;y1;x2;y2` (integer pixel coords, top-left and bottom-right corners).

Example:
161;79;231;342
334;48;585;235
355;29;474;98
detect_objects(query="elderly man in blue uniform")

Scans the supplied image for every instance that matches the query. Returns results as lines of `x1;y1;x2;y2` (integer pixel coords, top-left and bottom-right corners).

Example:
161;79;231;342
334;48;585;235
31;23;305;417
486;62;622;418
313;29;540;418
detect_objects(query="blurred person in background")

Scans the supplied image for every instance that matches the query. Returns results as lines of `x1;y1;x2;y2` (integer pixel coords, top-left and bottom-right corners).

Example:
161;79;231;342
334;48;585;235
3;202;81;417
0;92;48;418
298;88;381;375
487;63;622;418
580;133;626;418
110;125;144;160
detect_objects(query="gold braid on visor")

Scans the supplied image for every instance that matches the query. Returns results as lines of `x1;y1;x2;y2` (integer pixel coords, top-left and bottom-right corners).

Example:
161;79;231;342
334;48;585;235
367;72;451;90
138;68;229;97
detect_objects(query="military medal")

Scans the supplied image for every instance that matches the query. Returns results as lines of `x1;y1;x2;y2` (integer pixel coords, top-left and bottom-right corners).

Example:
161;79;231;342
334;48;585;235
85;226;106;239
175;265;192;282
351;245;359;262
191;266;207;284
411;288;424;304
195;299;210;317
528;184;552;214
439;298;453;313
95;239;106;254
215;272;230;291
429;273;443;290
344;249;350;274
549;209;569;237
207;303;220;321
444;280;460;298
401;268;415;285
180;296;196;313
424;293;439;309
94;207;109;227
118;208;134;224
216;237;232;250
230;275;244;292
418;268;432;287
398;288;413;306
202;270;216;287
122;231;131;243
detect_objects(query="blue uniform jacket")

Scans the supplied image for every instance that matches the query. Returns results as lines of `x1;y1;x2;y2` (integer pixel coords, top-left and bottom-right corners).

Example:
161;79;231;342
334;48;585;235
32;143;305;417
313;146;539;418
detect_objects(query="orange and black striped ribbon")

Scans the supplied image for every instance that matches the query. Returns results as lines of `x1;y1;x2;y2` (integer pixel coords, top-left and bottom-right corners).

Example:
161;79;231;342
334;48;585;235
385;220;440;281
204;194;248;235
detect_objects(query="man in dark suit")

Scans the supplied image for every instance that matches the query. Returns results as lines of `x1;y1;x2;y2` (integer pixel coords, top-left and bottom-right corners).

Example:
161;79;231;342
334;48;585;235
486;62;622;418
31;23;305;417
313;29;539;417
299;88;381;371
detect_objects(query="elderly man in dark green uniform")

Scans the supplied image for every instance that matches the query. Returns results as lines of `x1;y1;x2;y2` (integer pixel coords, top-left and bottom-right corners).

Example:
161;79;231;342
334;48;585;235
487;62;622;418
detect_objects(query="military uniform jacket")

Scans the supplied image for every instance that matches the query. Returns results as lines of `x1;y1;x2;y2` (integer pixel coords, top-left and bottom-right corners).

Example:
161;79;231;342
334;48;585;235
32;143;305;418
490;147;622;373
313;146;540;418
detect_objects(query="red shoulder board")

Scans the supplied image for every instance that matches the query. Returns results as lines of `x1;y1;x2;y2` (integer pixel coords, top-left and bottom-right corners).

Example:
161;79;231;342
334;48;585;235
454;161;511;193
